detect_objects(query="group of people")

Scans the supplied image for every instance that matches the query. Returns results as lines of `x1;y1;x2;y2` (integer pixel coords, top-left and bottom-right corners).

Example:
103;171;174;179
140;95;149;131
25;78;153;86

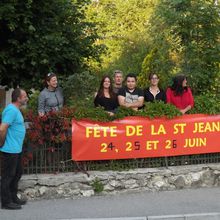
36;70;194;116
94;70;194;115
0;70;194;210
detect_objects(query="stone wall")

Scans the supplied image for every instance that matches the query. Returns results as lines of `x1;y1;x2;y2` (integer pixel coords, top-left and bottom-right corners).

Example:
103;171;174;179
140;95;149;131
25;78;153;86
19;164;220;200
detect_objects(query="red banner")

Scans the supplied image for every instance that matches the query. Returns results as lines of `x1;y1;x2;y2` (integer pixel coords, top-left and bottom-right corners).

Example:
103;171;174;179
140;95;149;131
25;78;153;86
72;114;220;161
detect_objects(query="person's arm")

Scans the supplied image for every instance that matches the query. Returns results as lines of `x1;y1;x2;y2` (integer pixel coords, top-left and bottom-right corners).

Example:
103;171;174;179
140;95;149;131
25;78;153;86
180;88;194;114
126;96;144;108
130;88;144;109
38;92;46;116
0;123;9;146
118;95;127;107
118;95;144;110
180;105;192;114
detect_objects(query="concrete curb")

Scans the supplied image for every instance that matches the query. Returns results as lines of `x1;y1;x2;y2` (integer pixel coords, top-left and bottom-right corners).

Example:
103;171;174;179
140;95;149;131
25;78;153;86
148;213;220;219
63;213;220;220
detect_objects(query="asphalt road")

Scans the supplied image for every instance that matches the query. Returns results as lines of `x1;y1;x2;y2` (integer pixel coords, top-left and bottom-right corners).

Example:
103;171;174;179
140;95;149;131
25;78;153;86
0;187;220;220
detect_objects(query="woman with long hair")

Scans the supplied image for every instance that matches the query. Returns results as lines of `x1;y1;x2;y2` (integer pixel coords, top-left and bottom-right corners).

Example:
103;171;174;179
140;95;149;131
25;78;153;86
166;74;194;114
94;75;118;115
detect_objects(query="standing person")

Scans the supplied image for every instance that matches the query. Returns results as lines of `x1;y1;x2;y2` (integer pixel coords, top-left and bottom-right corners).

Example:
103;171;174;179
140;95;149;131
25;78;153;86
94;75;118;115
144;73;166;102
118;73;144;111
0;88;28;210
38;72;64;116
166;74;194;114
113;70;123;94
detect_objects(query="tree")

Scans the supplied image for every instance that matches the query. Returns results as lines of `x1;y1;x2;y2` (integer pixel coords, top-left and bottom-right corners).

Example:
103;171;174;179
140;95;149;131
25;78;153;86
0;0;102;89
144;0;220;94
86;0;157;75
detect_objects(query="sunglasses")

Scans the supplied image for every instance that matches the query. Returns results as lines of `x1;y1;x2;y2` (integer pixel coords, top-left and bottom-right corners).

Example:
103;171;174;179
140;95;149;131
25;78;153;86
47;72;55;77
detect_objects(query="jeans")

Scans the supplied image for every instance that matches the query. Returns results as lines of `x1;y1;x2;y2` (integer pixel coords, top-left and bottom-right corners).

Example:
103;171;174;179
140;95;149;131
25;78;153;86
1;152;23;205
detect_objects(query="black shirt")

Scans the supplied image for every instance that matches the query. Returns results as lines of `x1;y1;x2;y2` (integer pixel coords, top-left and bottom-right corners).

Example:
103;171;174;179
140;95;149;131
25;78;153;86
144;87;166;102
94;95;118;111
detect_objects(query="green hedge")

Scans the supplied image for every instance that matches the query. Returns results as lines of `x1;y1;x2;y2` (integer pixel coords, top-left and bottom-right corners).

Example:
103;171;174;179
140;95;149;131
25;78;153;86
73;93;220;122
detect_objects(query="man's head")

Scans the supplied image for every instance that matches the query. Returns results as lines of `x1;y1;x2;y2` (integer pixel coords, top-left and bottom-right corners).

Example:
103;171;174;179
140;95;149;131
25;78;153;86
125;73;137;90
12;88;29;107
113;70;123;87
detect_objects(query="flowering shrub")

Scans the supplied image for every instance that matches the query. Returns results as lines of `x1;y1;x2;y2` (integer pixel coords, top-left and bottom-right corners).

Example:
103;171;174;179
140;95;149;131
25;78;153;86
25;107;76;146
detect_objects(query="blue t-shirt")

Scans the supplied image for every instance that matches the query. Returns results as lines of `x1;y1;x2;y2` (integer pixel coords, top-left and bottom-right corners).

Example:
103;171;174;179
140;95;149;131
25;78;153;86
0;104;25;153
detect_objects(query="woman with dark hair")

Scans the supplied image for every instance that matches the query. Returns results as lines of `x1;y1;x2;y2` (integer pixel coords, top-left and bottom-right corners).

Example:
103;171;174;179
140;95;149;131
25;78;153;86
166;74;194;114
144;73;166;103
38;72;64;116
94;75;118;115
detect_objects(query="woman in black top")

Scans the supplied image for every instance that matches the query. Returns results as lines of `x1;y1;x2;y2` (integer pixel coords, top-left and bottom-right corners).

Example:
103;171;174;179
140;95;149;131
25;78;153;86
94;75;118;115
144;73;166;102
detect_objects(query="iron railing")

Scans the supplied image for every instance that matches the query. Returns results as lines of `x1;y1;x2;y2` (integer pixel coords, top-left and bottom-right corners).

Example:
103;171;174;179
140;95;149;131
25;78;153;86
22;141;220;174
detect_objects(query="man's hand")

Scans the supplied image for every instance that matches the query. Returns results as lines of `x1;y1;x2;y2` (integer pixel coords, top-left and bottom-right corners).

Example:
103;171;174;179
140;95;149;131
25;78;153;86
0;123;9;146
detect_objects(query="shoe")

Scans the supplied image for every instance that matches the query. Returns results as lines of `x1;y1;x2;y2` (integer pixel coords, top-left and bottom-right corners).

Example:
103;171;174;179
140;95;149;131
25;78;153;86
12;196;27;205
2;202;22;210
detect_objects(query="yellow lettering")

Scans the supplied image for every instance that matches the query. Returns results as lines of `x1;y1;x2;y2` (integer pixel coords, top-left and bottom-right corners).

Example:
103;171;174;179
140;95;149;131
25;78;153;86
173;123;186;134
183;138;207;147
126;125;143;136
86;126;118;138
193;122;220;133
86;127;93;138
151;124;166;135
146;141;159;150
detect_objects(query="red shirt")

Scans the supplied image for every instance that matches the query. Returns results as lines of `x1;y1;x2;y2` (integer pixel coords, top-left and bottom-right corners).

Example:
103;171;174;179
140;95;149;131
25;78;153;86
166;87;194;110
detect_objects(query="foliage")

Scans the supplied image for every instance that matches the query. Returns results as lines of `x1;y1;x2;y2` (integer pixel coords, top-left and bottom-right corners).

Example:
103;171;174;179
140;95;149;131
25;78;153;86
190;93;220;115
142;101;182;119
91;177;104;193
138;48;173;89
74;106;112;122
85;0;156;75
25;108;75;147
67;101;182;122
61;71;99;106
26;90;40;114
0;0;102;89
147;0;220;94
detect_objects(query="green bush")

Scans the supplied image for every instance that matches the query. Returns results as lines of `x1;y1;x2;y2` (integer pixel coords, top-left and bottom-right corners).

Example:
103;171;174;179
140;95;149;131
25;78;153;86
190;93;220;115
74;101;182;122
61;71;99;107
27;90;40;114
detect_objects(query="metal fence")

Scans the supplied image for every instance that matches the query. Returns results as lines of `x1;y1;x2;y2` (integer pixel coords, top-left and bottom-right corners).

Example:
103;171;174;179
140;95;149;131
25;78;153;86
22;141;220;174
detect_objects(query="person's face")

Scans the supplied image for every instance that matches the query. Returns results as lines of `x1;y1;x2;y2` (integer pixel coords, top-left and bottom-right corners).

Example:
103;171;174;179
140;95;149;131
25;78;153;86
126;77;136;90
150;74;159;86
47;76;58;88
114;73;123;86
18;90;29;106
182;78;187;87
103;77;111;89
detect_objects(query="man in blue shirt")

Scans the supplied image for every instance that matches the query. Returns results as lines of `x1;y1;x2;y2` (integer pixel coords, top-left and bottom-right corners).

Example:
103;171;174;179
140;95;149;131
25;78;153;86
0;88;28;210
